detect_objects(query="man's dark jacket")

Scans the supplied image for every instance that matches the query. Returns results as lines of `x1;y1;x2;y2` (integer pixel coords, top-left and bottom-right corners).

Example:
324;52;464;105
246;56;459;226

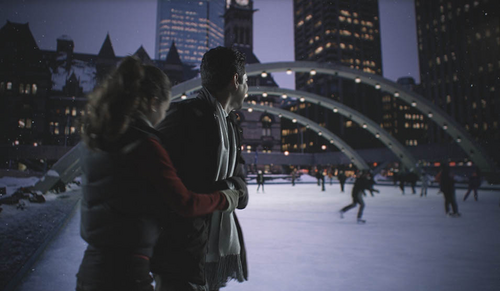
150;89;249;284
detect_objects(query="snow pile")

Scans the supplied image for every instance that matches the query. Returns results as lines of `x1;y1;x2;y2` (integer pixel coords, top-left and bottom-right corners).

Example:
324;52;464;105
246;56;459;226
0;177;40;196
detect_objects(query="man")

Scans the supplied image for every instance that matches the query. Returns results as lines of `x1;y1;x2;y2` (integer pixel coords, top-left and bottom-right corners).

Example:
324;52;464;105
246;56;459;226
151;47;249;290
339;171;379;224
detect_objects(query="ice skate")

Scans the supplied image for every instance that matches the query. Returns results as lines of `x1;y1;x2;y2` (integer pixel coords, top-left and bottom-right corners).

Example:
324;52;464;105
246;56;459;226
357;218;366;224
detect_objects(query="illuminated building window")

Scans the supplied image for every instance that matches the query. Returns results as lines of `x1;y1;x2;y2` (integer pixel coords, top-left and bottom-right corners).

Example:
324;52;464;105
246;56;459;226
19;119;25;128
305;14;312;21
353;12;358;18
315;46;323;54
54;122;60;135
315;21;322;28
72;107;77;116
65;107;70;115
483;123;488;131
353;19;359;24
345;121;352;128
339;16;346;22
32;84;37;95
340;10;350;17
26;118;32;129
25;84;31;94
436;57;441;65
19;83;24;94
71;127;76;134
476;32;481;40
447;95;451;103
297;20;304;27
309;142;314;146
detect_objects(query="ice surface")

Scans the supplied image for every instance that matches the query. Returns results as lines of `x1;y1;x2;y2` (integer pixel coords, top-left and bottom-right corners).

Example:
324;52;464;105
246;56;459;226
14;183;500;291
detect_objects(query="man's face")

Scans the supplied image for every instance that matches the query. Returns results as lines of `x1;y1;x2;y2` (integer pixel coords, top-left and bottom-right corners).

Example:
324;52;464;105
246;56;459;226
231;73;248;111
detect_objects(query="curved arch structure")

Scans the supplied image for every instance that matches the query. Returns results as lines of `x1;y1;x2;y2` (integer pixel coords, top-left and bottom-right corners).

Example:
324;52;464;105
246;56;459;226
241;103;369;170
248;86;418;172
171;61;497;175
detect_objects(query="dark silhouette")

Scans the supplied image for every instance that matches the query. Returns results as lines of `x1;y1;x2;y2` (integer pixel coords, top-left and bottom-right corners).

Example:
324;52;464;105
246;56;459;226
463;171;481;201
337;171;347;193
436;164;460;217
291;168;297;186
339;171;379;223
420;172;429;197
406;172;419;194
256;170;265;193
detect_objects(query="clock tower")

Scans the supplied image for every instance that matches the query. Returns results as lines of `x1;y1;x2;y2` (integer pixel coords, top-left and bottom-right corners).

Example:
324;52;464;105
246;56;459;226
224;0;256;50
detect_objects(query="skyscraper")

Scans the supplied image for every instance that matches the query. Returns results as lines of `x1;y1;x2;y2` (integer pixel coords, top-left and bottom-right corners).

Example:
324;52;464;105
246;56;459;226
155;0;225;66
285;0;384;154
415;0;499;156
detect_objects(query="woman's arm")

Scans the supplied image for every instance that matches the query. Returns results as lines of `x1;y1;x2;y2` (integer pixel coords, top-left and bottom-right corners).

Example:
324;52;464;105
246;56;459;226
134;137;233;217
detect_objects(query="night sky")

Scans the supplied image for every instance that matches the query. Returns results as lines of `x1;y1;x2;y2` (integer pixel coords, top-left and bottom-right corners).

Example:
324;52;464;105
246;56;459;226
0;0;420;89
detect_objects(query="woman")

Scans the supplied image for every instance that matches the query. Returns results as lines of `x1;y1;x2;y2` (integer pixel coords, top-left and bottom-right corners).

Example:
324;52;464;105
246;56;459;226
76;56;241;291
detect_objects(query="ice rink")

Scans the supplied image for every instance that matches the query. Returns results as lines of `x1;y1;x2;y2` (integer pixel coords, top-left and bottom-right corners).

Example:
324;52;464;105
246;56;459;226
15;182;500;291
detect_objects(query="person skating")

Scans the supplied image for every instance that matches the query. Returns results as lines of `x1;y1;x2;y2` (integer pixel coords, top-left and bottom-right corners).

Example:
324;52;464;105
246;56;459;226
337;171;347;193
463;171;481;201
256;170;265;193
339;171;379;223
420;172;429;197
291;168;297;186
437;164;461;217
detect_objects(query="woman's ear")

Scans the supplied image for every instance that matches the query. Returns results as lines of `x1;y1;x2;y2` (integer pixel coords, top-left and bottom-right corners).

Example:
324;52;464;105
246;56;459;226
233;73;239;89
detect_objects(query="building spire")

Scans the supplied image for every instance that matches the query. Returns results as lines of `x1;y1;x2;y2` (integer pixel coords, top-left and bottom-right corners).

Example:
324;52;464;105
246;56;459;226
98;33;115;58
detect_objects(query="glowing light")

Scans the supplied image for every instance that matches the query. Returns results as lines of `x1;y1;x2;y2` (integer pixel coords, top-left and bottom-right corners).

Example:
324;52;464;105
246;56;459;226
262;92;268;97
14;140;19;145
375;133;380;138
355;77;361;83
300;97;305;102
375;83;381;89
321;145;327;150
428;112;433;118
318;131;322;136
310;69;317;75
333;107;338;113
286;69;293;75
284;151;290;156
443;124;448;130
247;108;253;112
33;142;38;147
292;118;297;123
261;71;268;78
330;139;334;144
278;114;283;118
281;94;287;99
181;93;187;99
362;123;367;129
394;91;400;97
456;137;462;143
411;101;417;107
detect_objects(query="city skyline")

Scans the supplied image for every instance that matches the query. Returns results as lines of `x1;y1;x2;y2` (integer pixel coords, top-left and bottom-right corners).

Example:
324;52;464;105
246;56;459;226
0;0;419;89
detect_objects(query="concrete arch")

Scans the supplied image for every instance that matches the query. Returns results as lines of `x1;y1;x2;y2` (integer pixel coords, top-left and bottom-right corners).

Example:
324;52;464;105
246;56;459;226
241;103;369;170
248;86;418;172
171;61;496;175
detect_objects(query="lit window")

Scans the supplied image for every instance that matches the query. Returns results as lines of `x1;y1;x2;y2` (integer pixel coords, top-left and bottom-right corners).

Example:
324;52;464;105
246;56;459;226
71;127;76;134
19;119;26;128
340;43;346;49
297;20;304;27
72;107;77;116
25;84;30;94
54;122;60;135
26;118;32;129
65;107;70;115
32;84;37;95
305;14;312;21
345;121;352;128
315;46;323;54
19;83;24;94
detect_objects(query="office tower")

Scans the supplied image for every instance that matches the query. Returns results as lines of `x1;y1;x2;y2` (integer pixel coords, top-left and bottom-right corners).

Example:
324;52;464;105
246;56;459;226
285;0;384;154
415;0;499;156
156;0;225;66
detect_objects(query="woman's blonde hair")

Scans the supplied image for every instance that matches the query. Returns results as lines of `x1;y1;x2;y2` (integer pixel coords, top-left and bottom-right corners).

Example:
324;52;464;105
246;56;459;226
81;56;171;150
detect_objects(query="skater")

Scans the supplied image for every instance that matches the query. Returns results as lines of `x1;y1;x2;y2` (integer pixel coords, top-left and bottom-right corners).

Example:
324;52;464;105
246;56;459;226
291;168;297;186
398;172;406;194
337;170;347;193
420;172;429;197
339;171;379;223
76;56;242;291
407;171;418;194
328;168;334;185
463;171;481;201
315;166;322;186
256;170;265;192
437;164;460;217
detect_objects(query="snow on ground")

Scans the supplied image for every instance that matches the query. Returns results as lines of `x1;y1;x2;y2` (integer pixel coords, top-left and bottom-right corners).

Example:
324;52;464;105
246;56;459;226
0;176;40;196
13;182;500;291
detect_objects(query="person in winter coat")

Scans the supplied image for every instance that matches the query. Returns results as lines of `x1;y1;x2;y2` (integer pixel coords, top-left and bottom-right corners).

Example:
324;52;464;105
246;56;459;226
420;172;429;197
76;56;242;291
256;170;265;192
463;171;481;201
437;164;460;217
339;171;379;223
151;47;249;291
291;168;298;186
337;171;347;193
